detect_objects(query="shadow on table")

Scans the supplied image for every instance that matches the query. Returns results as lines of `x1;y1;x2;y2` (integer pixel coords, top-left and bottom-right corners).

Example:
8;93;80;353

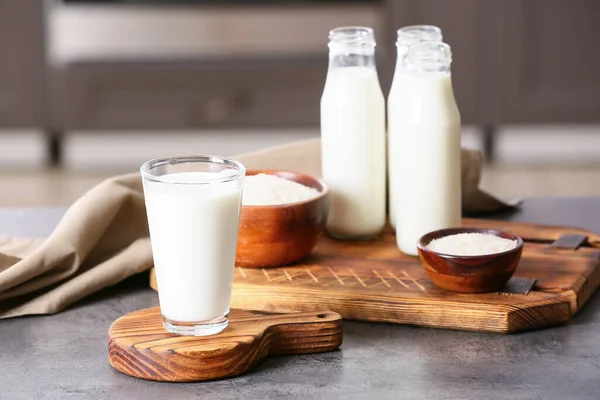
71;271;157;311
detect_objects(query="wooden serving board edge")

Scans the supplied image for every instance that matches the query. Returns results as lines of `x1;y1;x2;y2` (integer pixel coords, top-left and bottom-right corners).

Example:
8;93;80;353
573;253;600;311
463;218;600;247
230;283;573;334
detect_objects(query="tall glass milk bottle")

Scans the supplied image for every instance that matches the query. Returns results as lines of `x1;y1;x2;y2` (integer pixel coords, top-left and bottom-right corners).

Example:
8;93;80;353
388;25;442;230
394;42;462;255
320;26;386;239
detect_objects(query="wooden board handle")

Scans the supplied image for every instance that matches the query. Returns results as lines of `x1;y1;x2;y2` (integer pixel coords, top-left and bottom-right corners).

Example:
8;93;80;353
108;307;342;382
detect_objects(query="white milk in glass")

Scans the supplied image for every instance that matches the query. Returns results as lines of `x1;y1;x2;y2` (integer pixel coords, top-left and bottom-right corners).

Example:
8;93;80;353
320;26;386;239
393;42;462;256
141;158;245;336
388;25;443;230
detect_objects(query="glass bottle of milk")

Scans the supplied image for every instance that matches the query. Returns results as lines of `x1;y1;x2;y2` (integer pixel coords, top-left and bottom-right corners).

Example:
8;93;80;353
394;41;462;255
320;26;386;239
388;25;443;230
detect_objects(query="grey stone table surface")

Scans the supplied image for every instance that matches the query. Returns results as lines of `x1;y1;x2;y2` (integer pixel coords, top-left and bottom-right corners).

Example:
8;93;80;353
1;198;600;400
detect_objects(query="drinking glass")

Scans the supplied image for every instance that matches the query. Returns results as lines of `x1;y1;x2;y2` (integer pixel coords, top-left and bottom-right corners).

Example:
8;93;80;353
141;155;245;336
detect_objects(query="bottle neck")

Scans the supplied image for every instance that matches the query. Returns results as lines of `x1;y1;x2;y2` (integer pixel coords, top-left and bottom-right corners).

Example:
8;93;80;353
405;42;452;75
394;45;410;73
327;26;377;70
328;51;376;69
394;25;443;74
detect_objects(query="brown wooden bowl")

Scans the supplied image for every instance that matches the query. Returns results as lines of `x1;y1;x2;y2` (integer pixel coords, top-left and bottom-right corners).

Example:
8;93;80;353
416;228;524;293
236;170;330;268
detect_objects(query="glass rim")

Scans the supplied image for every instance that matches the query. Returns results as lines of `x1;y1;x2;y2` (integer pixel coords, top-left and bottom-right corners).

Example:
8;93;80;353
395;25;443;47
140;154;246;185
406;41;452;67
329;26;374;37
328;26;376;48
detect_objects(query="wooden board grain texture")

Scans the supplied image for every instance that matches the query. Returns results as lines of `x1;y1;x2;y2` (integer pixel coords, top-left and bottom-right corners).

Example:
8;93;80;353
149;218;600;333
108;307;342;382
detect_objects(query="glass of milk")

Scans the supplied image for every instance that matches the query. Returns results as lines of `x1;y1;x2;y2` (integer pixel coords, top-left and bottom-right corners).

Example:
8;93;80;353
141;155;245;336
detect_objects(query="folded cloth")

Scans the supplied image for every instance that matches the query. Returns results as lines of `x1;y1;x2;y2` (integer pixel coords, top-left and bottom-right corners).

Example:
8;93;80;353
0;137;515;318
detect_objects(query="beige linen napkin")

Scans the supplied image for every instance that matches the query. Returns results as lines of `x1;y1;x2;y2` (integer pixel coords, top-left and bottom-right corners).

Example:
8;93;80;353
0;137;514;318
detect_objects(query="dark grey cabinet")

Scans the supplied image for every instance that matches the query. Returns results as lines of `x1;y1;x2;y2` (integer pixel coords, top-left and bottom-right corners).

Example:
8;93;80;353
53;0;600;131
60;59;326;130
385;0;486;124
386;0;600;125
0;0;45;127
498;0;600;123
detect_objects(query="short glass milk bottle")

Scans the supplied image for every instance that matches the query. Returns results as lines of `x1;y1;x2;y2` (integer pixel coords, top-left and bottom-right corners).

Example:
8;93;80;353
388;25;443;231
394;42;462;256
320;26;386;239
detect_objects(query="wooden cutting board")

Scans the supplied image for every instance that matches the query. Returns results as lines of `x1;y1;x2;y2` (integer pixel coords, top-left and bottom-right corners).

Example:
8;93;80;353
108;307;342;382
149;218;600;333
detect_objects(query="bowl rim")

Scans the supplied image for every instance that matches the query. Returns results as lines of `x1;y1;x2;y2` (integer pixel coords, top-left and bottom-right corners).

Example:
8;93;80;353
241;169;330;209
416;227;524;259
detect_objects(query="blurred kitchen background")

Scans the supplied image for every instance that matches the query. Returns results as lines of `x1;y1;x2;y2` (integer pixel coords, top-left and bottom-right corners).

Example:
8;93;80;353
1;0;600;206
